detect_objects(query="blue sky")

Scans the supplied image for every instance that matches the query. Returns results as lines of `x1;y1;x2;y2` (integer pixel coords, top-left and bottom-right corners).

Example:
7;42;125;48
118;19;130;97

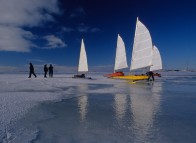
0;0;196;73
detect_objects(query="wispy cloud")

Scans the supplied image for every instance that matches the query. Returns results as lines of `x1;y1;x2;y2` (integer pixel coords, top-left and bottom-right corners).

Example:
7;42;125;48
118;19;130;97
0;66;26;74
77;25;89;33
76;23;100;33
62;27;74;32
0;64;121;74
43;35;67;49
27;59;46;63
91;28;101;33
69;7;86;18
0;0;60;52
60;25;101;34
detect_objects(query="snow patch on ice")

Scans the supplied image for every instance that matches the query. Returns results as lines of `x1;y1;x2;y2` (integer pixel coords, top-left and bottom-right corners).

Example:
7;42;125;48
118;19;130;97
0;74;124;129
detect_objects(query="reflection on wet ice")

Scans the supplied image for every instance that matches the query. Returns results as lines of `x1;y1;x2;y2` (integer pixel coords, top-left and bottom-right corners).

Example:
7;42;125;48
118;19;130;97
77;84;89;122
114;94;127;122
130;82;163;142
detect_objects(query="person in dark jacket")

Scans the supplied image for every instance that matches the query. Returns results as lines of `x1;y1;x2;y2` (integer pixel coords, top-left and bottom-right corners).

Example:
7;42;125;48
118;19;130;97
49;64;53;78
146;71;154;81
44;64;48;78
28;63;37;78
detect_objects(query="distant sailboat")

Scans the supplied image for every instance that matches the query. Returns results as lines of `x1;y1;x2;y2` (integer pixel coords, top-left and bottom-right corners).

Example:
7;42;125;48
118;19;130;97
78;39;88;72
104;34;128;77
150;45;162;71
150;45;162;77
74;39;91;79
113;17;153;81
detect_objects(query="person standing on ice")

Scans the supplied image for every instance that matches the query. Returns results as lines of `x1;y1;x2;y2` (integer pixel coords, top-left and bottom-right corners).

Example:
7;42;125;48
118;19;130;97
146;71;154;81
49;64;53;78
28;63;37;78
44;64;48;78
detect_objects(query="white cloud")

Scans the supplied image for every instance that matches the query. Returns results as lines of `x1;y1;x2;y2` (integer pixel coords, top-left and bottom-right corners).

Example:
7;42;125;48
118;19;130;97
0;0;60;27
43;35;67;49
0;26;35;52
0;0;60;52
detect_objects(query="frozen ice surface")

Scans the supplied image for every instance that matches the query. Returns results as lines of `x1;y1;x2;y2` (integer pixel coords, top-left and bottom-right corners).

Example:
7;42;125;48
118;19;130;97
0;72;196;143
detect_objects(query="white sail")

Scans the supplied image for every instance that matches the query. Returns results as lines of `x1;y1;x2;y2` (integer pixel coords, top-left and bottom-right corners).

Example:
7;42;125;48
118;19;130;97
114;34;128;71
78;39;88;72
130;17;153;71
150;45;162;71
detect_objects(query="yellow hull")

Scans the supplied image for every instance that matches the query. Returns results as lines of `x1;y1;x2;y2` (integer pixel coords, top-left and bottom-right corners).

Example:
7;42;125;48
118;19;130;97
112;75;148;81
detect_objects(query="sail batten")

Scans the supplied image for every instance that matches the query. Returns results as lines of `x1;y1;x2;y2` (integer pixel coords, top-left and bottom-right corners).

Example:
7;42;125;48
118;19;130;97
114;34;128;71
130;18;153;71
78;39;88;72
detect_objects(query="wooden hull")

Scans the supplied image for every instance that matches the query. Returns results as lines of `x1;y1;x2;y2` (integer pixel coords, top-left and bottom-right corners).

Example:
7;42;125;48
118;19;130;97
112;75;148;81
104;72;124;77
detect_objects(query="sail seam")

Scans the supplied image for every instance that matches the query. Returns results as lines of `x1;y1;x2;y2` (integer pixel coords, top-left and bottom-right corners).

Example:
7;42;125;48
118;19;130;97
134;38;151;44
135;31;149;36
132;55;152;61
131;65;151;71
134;47;152;53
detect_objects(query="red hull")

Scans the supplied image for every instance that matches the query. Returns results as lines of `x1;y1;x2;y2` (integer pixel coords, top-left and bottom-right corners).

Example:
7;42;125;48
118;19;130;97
154;73;161;77
104;72;124;77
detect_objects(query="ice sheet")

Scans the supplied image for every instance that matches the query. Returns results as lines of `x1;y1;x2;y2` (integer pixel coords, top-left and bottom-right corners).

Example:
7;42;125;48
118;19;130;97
0;72;196;143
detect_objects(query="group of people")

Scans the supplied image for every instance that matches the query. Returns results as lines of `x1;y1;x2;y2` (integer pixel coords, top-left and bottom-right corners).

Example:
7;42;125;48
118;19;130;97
28;63;54;78
44;64;53;78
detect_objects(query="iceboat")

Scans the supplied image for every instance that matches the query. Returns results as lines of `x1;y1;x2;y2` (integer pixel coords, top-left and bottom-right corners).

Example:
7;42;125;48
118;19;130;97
113;17;153;81
115;45;163;80
104;34;128;77
73;39;91;79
